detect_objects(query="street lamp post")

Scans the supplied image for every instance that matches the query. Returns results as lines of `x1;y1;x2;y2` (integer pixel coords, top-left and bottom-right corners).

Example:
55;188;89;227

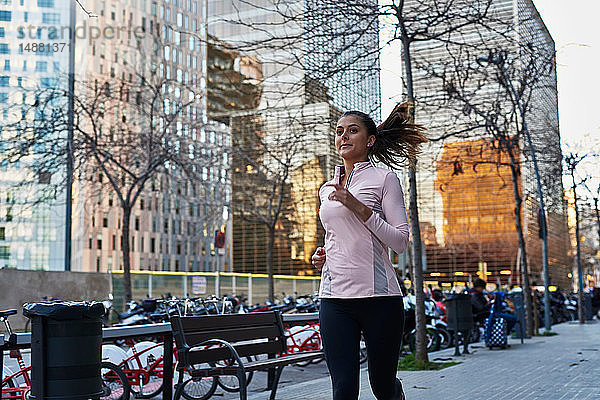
478;51;552;332
64;0;76;271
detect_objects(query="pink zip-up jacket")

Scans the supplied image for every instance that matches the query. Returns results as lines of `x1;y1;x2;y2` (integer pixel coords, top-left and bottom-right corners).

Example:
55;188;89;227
318;160;409;298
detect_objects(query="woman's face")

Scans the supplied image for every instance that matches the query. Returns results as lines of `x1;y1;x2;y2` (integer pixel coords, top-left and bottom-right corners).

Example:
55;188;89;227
335;115;375;161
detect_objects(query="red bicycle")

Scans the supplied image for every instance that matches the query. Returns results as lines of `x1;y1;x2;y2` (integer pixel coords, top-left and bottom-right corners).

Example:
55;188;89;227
1;310;31;400
282;321;324;367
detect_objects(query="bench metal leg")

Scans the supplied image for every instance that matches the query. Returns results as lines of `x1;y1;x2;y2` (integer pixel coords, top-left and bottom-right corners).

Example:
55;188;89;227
268;366;284;400
173;368;185;400
237;369;248;400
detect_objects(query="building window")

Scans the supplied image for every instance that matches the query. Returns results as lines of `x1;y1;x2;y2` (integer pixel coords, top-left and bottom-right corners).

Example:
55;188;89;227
0;227;5;240
3;60;8;71
151;237;155;253
42;13;60;24
0;11;11;21
0;44;9;55
40;77;57;88
35;61;47;72
103;213;108;227
135;216;140;230
97;235;102;250
0;27;4;37
0;76;8;87
37;0;54;7
0;246;9;260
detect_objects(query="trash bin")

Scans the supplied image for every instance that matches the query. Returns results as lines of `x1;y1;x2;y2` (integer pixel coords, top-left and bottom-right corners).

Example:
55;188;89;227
446;294;473;332
23;301;105;400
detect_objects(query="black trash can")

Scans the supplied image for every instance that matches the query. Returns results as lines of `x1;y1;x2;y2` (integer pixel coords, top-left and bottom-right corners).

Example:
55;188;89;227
446;294;473;332
23;301;105;400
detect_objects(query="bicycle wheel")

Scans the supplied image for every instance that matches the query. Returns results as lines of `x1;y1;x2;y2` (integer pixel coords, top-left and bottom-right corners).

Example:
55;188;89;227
180;375;217;400
100;362;130;400
436;327;452;349
408;328;440;353
215;358;254;393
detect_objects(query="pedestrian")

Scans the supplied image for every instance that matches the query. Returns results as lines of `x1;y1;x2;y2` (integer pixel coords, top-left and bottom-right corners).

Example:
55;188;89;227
311;104;426;400
470;278;491;324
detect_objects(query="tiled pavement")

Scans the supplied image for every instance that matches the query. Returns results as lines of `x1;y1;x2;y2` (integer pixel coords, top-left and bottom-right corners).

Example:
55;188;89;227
246;321;600;400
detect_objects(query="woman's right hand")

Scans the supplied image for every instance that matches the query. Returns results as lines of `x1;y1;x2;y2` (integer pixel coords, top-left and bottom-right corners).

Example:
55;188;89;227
311;247;326;271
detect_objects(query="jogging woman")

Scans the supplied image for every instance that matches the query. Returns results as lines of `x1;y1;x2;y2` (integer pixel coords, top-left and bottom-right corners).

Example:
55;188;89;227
311;104;426;400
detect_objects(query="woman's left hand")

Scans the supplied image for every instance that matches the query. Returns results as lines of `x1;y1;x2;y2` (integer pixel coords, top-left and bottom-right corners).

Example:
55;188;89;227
325;183;373;222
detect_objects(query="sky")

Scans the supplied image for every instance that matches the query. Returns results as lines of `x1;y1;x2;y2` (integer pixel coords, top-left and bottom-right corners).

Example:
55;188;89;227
380;0;600;185
535;0;600;146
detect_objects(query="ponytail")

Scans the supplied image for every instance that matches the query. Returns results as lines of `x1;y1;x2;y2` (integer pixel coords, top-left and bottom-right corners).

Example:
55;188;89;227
341;102;427;169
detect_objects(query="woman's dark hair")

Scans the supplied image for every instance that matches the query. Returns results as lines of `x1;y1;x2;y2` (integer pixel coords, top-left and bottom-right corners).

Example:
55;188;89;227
340;102;427;168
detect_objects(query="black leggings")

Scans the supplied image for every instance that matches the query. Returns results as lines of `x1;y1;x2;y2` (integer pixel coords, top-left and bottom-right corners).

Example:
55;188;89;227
319;296;405;400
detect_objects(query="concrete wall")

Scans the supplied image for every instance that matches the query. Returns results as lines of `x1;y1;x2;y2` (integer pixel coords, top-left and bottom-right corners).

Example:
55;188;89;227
0;269;111;331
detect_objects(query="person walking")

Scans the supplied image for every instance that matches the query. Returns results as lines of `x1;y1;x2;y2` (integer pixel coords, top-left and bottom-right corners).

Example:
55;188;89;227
311;104;426;400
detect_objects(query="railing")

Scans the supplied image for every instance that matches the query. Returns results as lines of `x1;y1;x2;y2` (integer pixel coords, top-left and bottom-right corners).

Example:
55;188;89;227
110;270;321;311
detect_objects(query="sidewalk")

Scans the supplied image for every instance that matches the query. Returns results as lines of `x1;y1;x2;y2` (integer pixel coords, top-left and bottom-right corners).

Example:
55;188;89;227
249;321;600;400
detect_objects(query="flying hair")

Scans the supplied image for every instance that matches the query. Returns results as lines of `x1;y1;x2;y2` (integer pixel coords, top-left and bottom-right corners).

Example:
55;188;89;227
341;102;427;169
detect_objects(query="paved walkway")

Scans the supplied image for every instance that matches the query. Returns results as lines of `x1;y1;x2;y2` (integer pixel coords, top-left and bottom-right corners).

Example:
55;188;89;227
247;321;600;400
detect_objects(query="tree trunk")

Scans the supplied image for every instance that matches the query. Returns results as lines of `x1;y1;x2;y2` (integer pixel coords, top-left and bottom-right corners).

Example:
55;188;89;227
267;226;275;303
594;197;600;258
507;154;533;336
398;14;428;362
571;172;584;324
409;164;428;361
122;205;133;306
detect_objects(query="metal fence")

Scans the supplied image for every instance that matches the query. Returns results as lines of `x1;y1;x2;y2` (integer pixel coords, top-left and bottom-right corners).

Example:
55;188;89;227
110;270;320;310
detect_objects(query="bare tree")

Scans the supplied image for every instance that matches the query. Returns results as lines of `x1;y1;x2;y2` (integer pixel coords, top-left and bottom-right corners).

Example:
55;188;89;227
1;40;214;304
426;48;553;335
564;152;587;323
228;107;331;301
205;0;511;361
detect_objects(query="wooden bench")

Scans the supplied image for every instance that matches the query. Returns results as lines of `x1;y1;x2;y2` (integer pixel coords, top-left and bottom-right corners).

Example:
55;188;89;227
170;311;324;400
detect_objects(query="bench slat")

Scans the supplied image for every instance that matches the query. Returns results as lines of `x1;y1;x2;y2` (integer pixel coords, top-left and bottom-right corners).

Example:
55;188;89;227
190;351;325;377
187;341;284;364
183;325;281;345
178;312;278;331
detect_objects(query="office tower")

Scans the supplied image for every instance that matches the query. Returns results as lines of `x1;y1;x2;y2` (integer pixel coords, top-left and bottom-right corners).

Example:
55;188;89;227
407;0;570;288
0;0;231;272
0;0;71;270
207;0;382;274
73;0;231;273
